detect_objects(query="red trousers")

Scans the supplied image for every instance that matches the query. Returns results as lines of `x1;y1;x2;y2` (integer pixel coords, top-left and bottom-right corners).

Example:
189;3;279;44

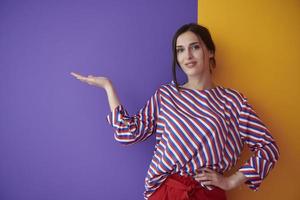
149;173;227;200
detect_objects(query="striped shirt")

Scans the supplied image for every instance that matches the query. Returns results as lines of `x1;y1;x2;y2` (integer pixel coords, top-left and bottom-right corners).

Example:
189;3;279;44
106;81;279;199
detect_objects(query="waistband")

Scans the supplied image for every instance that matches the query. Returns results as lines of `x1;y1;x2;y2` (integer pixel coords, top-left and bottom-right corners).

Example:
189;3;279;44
166;173;199;188
163;173;204;199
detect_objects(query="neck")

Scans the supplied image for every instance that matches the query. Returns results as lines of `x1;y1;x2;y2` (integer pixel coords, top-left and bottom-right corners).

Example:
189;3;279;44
183;73;214;90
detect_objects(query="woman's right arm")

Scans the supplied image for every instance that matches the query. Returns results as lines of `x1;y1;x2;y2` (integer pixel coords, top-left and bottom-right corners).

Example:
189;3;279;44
70;72;121;111
104;80;121;112
70;72;161;145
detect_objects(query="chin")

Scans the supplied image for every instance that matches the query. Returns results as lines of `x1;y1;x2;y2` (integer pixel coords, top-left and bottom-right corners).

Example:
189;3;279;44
182;69;203;77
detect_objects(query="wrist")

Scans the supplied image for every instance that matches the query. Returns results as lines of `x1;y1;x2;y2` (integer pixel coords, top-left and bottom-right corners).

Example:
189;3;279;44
104;79;113;92
227;175;238;190
228;171;247;189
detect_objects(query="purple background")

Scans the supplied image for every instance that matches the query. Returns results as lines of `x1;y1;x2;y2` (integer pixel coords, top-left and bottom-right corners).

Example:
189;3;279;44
0;1;196;199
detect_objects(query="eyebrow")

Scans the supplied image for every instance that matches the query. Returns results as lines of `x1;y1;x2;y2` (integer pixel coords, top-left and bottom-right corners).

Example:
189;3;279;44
176;42;200;48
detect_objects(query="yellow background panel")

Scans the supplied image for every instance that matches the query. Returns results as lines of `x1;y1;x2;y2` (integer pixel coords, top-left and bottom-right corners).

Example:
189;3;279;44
198;0;299;199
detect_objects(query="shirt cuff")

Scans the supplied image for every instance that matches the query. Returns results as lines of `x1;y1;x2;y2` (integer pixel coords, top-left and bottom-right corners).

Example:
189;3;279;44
106;104;124;125
239;164;262;191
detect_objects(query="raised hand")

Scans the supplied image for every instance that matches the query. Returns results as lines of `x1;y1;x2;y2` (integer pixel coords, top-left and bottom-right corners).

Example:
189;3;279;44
70;72;111;89
70;72;121;111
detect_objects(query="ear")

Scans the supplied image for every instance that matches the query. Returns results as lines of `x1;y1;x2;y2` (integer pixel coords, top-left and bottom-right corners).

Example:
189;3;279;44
208;50;214;58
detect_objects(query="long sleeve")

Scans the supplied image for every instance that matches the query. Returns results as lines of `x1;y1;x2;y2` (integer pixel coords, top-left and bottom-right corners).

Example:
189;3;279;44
238;96;279;190
106;89;161;145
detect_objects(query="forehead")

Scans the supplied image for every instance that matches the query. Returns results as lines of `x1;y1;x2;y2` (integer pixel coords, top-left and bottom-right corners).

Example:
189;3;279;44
176;31;201;46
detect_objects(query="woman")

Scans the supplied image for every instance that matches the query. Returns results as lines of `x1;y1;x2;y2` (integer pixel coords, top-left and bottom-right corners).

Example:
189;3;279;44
71;23;279;200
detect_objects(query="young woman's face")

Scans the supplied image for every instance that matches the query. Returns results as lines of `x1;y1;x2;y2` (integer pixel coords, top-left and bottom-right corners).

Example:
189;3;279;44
176;31;213;78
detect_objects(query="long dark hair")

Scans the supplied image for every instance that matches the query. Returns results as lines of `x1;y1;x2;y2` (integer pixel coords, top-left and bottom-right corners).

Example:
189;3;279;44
172;23;216;91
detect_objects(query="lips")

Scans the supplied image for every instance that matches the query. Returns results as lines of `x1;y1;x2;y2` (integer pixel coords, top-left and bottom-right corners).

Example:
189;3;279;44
185;61;197;68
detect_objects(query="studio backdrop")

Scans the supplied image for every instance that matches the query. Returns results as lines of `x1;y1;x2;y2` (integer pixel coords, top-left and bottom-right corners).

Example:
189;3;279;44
0;1;197;200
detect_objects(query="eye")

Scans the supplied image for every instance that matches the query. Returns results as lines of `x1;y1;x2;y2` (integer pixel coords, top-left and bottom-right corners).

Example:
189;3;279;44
191;44;200;50
176;48;184;54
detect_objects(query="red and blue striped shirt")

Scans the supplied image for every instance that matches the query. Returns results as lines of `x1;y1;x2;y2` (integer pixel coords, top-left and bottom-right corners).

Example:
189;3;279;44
107;81;279;199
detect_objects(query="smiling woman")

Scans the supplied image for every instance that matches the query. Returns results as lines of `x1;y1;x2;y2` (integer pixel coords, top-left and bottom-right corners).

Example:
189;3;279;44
172;24;216;92
71;23;279;200
176;33;209;75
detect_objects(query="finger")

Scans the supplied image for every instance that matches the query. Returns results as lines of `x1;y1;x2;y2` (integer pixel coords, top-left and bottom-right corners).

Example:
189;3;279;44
194;172;216;177
70;72;83;77
194;172;209;180
194;175;212;182
76;76;93;84
194;173;207;178
202;168;215;173
71;73;86;80
201;180;213;186
195;177;210;183
76;76;89;82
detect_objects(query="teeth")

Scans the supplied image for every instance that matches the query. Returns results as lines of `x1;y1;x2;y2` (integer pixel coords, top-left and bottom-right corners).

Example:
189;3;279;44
186;63;195;67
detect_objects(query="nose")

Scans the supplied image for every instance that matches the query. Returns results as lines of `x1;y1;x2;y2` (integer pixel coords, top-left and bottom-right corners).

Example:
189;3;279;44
186;48;193;60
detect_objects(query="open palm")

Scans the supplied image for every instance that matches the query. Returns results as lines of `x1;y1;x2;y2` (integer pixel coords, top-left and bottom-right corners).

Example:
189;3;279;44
70;72;110;88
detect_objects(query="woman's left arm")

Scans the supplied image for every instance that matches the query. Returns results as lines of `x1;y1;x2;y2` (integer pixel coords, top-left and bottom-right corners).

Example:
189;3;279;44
195;95;279;191
236;97;280;190
194;168;247;190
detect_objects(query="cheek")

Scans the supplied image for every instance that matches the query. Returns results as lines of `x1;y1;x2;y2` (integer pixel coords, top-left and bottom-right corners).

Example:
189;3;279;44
176;54;184;65
194;49;204;60
194;52;207;65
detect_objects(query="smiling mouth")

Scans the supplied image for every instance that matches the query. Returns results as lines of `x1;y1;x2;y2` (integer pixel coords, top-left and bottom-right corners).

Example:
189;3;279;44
185;61;197;68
